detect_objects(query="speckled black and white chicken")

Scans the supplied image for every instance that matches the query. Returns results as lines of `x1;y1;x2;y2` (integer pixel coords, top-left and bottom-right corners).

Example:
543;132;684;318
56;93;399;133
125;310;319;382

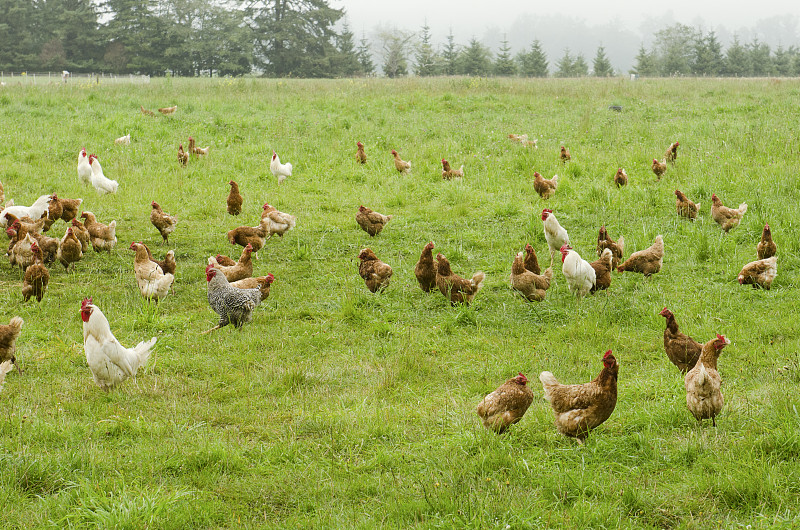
203;264;262;334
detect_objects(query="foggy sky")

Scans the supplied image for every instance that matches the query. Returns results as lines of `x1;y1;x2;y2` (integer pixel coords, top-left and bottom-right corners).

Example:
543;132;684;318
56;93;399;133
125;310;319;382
333;0;800;72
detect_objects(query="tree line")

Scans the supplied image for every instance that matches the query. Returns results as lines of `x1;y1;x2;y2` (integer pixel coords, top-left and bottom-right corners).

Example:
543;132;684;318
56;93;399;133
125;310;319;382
1;0;798;79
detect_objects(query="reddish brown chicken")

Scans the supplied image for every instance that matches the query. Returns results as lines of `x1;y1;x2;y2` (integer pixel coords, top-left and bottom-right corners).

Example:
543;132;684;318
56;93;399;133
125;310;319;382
356;141;367;164
617;235;663;276
757;224;776;259
589;249;613;293
476;373;534;433
560;146;571;162
178;143;189;167
435;253;485;305
652;158;666;179
675;189;700;220
510;252;552;302
441;159;464;180
711;193;747;232
664;141;679;164
227;180;243;216
391;149;411;174
524;243;541;275
0;316;24;368
150;201;177;244
533;172;558;199
659;308;703;373
231;274;274;300
613;168;628;187
207;244;253;282
70;218;90;252
539;350;619;443
22;241;49;302
142;243;176;275
414;241;437;292
227;219;267;256
738;256;777;289
57;226;83;270
357;248;393;293
685;334;729;426
356;205;392;237
596;226;625;269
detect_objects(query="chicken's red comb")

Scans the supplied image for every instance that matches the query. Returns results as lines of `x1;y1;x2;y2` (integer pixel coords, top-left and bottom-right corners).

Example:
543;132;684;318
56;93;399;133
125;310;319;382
603;350;613;359
716;333;726;342
245;243;253;250
559;243;571;251
543;208;553;214
266;273;275;282
653;159;658;163
81;297;93;309
764;223;770;229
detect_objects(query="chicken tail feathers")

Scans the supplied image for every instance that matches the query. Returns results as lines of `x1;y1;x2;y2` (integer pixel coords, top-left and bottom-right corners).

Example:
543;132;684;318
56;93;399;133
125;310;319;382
539;371;560;398
471;271;485;289
133;337;157;367
738;203;748;214
9;316;24;330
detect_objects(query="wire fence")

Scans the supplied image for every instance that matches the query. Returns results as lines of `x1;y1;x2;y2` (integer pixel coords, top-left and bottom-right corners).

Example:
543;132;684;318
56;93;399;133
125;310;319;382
0;72;151;86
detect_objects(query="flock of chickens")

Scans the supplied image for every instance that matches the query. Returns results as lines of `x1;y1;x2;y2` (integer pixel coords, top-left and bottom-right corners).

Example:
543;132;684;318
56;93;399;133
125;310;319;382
352;139;777;441
0;108;780;443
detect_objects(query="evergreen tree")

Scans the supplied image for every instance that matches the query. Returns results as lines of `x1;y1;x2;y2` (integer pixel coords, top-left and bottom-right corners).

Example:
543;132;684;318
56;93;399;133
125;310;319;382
516;40;548;77
459;37;492;76
378;30;412;77
723;35;752;77
554;48;575;77
592;45;613;76
653;23;697;75
772;45;793;76
573;53;589;76
631;44;658;76
0;0;39;70
493;34;517;76
690;31;723;76
441;30;459;75
414;22;438;76
748;38;772;77
356;33;375;76
249;0;344;77
332;22;361;76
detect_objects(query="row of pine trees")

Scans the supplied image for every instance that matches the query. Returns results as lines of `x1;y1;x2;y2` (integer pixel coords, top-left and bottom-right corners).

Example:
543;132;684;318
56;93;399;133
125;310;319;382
1;0;798;78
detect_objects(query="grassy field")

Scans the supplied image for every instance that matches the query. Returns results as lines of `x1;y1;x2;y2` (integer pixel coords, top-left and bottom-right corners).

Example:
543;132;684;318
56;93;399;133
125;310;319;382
1;76;799;528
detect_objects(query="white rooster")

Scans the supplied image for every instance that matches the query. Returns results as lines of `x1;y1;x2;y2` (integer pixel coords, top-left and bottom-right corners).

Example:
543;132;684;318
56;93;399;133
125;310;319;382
270;151;293;184
77;148;92;185
80;298;156;391
542;209;570;264
560;244;596;300
0;194;51;227
88;154;119;194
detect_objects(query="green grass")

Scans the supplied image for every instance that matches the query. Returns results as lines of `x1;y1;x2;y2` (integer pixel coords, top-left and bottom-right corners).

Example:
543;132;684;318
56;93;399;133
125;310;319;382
1;76;800;528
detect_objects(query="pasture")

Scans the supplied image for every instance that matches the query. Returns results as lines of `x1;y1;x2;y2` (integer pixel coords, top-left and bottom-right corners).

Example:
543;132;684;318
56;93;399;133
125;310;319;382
1;76;799;528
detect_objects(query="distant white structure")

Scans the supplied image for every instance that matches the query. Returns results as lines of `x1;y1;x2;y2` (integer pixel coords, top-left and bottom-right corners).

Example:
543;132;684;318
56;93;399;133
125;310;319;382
62;70;70;83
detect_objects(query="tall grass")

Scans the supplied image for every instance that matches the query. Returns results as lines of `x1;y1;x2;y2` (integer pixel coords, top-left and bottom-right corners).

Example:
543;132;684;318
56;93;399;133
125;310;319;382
1;77;799;528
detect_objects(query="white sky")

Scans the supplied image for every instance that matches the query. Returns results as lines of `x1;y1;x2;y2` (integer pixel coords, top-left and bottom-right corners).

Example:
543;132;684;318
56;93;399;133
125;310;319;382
333;0;798;39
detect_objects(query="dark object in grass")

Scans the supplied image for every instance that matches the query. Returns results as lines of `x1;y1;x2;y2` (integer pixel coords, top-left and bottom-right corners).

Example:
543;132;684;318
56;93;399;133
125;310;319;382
608;105;623;112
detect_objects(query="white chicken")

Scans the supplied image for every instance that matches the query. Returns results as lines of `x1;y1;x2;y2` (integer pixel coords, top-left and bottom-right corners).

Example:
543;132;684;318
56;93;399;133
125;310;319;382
261;203;297;238
270;151;293;184
542;209;570;264
560;244;596;300
0;194;50;227
130;242;175;301
88;154;119;194
114;134;131;145
77;148;92;185
80;298;156;391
